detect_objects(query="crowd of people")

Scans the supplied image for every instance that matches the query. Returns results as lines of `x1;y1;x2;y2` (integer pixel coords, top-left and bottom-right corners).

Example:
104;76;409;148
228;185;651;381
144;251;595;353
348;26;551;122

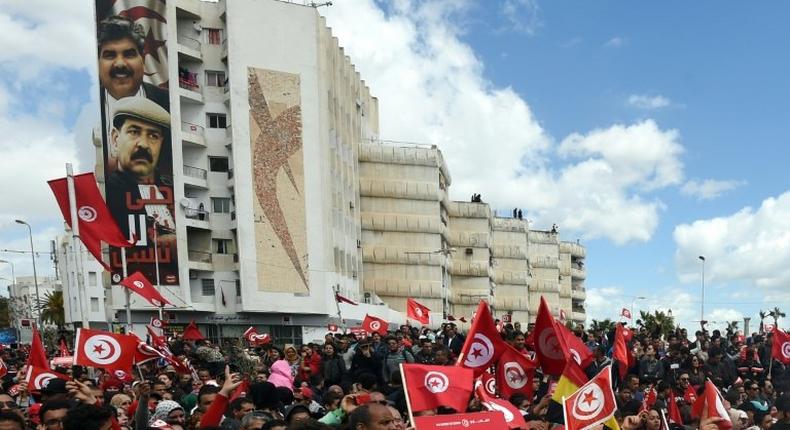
0;319;787;430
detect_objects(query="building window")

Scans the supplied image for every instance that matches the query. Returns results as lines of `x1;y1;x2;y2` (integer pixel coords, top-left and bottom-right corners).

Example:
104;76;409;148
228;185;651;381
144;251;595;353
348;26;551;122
215;239;231;254
209;156;229;172
201;279;215;296
211;197;231;213
88;271;97;287
90;297;99;312
207;113;227;129
206;70;226;87
235;279;241;296
207;28;222;45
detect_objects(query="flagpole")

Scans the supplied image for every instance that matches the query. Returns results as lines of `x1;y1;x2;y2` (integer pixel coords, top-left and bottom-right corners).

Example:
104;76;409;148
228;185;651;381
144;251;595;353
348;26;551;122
121;247;131;333
399;363;416;426
561;395;568;427
66;163;90;329
333;285;343;326
153;219;163;320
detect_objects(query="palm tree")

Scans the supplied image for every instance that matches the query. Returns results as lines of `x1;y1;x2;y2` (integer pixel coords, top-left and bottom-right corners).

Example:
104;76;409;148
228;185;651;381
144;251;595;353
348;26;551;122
726;321;739;334
38;291;65;328
634;310;674;339
590;319;615;334
769;307;785;329
759;310;768;333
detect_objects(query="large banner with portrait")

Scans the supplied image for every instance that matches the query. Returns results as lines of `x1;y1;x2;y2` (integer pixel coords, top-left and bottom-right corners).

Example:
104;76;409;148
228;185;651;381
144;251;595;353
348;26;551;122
95;0;179;286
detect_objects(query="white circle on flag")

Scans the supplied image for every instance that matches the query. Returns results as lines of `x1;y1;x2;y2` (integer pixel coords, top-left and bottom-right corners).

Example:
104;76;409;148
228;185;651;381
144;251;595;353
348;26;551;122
782;341;790;359
84;334;122;365
569;348;582;365
34;373;58;390
132;280;144;289
463;333;494;368
538;328;563;360
485;378;497;395
370;321;381;331
152;319;163;328
482;401;514;423
503;362;528;389
77;206;97;222
424;371;449;393
572;384;605;421
415;307;423;317
114;370;128;379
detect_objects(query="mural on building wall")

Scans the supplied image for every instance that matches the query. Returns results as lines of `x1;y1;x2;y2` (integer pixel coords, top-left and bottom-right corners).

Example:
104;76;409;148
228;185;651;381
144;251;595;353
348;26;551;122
248;67;309;293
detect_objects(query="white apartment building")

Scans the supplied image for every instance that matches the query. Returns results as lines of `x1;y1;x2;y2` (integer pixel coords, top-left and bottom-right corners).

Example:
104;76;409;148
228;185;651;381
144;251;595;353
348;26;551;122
87;0;585;339
54;234;113;329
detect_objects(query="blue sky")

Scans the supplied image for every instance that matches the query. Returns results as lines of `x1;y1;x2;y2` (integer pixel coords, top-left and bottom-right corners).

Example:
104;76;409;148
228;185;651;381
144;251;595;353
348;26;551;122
0;0;787;332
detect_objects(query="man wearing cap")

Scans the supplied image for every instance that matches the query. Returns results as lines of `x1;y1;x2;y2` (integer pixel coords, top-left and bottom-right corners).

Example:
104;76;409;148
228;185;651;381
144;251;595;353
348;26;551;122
775;394;790;430
106;97;176;245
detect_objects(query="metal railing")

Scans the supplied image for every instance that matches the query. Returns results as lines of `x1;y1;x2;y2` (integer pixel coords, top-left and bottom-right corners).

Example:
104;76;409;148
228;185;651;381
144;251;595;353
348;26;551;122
181;121;204;135
188;250;212;263
184;208;210;221
179;76;200;92
183;165;207;179
177;35;201;51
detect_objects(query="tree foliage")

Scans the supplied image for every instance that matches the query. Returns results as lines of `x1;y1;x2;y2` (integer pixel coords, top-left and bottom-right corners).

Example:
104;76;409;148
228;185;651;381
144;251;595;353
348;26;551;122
38;291;65;328
636;310;675;339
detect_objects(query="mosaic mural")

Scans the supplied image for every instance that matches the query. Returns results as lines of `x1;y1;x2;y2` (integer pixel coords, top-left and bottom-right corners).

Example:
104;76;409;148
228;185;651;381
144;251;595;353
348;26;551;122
248;67;309;293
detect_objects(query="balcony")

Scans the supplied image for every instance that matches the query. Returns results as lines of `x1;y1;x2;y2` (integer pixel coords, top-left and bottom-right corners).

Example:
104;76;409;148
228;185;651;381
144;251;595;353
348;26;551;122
177;35;202;62
181;122;205;147
223;83;230;104
178;73;203;104
571;267;586;280
571;288;586;300
183;165;208;189
184;207;210;229
187;250;213;271
221;39;228;61
531;256;559;269
175;0;201;19
225;125;233;150
227;169;234;189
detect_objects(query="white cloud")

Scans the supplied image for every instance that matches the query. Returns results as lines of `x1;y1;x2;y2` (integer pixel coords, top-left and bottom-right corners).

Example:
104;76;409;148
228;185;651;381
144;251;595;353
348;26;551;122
323;2;684;245
628;94;671;109
500;0;543;34
604;37;626;48
674;191;790;291
681;178;745;200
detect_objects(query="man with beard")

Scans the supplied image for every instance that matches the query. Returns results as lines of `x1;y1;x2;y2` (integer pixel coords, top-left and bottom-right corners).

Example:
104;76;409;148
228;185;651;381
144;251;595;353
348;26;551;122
106;97;176;247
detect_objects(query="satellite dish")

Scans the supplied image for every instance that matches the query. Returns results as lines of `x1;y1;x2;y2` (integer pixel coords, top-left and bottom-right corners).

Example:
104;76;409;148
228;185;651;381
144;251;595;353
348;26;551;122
179;198;191;208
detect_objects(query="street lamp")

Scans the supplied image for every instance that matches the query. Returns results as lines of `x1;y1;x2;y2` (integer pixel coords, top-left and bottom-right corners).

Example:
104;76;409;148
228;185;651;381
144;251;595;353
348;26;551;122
15;219;41;327
698;255;705;322
0;259;14;298
630;296;647;319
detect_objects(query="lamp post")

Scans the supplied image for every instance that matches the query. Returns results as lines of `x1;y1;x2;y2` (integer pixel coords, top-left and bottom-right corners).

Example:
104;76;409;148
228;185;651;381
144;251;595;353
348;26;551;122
15;220;41;327
630;296;647;320
0;259;15;299
698;255;705;322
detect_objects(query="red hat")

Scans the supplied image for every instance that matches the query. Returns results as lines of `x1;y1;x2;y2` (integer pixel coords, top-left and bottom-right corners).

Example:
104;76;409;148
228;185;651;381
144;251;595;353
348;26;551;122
294;387;313;400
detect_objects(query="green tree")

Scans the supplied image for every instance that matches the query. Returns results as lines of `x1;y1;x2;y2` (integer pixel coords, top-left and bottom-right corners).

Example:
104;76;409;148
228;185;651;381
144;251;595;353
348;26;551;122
590;318;615;334
0;297;10;328
759;310;768;333
38;291;65;328
636;310;675;338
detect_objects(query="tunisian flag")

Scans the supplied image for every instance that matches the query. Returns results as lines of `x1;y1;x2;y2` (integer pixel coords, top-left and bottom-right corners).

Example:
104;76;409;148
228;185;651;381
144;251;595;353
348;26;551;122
771;328;790;364
562;366;618;430
243;327;272;346
458;300;507;376
25;366;69;391
119;271;172;307
182;320;205;341
475;380;528;430
612;323;630;380
534;296;566;376
691;380;732;430
74;328;138;372
401;363;473;413
496;343;537;400
28;326;50;370
362;314;389;336
406;298;431;325
48;172;131;269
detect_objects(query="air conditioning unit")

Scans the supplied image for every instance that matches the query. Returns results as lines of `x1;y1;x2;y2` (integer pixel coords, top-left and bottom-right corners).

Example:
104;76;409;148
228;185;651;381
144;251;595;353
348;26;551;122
465;248;473;255
356;239;362;249
349;201;355;209
352;271;358;279
189;271;198;280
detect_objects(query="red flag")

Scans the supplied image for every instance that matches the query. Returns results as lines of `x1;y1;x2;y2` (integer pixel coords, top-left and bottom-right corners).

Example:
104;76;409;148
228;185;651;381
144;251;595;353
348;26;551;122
691;380;732;430
406;298;431;325
621;308;632;319
496;343;537;400
0;359;7;378
327;324;339;332
413;411;508;430
613;323;629;380
28;326;50;370
48;172;130;269
74;328;138;372
146;325;166;346
475;380;528;429
555;320;594;368
534;297;565;376
668;396;684;426
133;339;166;364
58;339;69;357
362;314;388;336
182;320;205;341
771;328;790;364
683;384;698;405
150;317;167;329
458;300;507;376
642;385;657;412
24;366;69;391
243;327;271;346
622;325;634;342
477;371;498;397
335;292;358;305
562;366;618;430
229;379;251;402
119;271;172;307
402;364;473;413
